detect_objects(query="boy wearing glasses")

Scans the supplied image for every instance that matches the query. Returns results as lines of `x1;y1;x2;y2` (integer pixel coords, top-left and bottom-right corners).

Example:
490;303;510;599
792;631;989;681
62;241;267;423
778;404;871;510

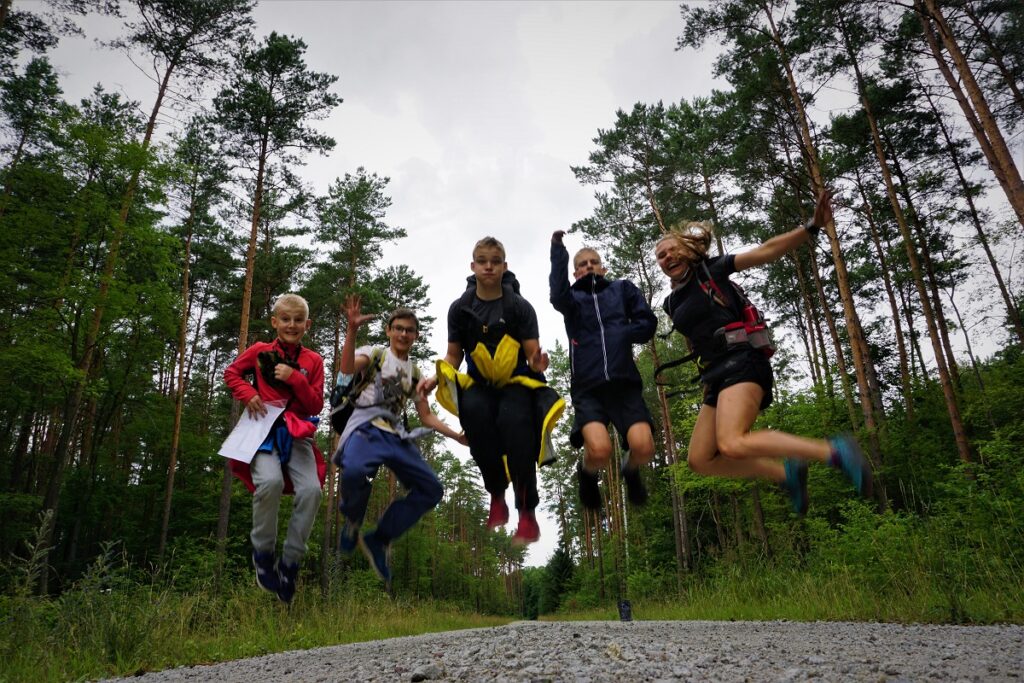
549;232;658;510
334;296;466;591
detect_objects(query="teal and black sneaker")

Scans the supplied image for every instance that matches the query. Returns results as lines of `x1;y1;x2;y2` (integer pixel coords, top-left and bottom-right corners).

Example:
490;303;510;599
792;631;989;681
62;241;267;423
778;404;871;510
829;434;873;498
783;459;809;516
338;520;360;554
359;530;392;590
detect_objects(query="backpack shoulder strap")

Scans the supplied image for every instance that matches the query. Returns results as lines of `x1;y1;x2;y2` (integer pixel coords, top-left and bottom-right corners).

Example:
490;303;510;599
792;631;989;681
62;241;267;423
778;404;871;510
352;347;385;395
500;283;520;336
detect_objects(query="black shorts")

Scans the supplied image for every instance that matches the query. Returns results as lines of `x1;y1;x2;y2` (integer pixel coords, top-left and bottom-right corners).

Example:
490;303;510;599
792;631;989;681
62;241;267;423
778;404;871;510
701;350;774;410
569;380;654;449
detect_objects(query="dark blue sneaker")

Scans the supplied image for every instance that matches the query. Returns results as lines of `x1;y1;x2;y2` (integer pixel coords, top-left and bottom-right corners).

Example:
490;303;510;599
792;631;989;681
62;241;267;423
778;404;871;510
829;434;873;498
276;559;299;605
621;460;648;506
576;461;602;510
359;531;392;590
252;550;279;594
784;459;809;515
339;520;360;554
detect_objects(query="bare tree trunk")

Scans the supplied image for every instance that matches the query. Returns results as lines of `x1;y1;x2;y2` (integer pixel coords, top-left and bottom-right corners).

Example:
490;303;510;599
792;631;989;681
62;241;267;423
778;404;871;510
763;2;885;466
808;253;860;429
854;169;913;417
158;189;198;561
917;1;1024;229
840;15;971;465
750;485;769;556
217;139;270;577
918;78;1024;346
648;341;690;579
960;2;1024;116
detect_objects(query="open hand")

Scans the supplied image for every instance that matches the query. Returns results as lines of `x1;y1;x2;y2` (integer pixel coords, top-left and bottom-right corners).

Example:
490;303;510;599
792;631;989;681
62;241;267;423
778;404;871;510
812;189;833;229
344;294;375;330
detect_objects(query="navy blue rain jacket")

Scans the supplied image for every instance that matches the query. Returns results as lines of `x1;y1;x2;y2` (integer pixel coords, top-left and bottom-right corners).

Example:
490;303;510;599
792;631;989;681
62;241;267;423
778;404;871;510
549;243;657;394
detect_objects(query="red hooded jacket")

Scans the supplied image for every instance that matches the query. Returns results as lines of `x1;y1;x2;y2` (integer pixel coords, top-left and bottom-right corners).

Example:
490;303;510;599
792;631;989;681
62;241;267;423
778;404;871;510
223;339;326;493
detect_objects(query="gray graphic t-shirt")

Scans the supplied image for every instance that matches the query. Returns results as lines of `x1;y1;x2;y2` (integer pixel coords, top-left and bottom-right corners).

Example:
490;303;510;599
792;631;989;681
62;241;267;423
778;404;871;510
337;346;427;453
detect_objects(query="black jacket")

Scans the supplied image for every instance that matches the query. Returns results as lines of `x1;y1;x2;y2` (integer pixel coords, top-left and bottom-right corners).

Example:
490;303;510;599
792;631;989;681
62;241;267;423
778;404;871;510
549;243;657;394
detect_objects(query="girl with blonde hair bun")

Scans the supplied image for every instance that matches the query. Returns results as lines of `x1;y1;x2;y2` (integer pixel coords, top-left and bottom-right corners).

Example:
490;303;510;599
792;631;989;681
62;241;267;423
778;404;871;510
655;191;873;514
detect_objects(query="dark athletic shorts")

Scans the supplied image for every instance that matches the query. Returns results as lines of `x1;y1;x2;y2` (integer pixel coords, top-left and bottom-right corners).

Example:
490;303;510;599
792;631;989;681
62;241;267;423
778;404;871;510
569;379;654;449
701;349;774;410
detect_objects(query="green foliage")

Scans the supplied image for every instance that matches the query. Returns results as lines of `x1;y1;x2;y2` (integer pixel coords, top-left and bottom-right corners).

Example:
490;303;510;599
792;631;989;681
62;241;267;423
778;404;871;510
0;552;511;683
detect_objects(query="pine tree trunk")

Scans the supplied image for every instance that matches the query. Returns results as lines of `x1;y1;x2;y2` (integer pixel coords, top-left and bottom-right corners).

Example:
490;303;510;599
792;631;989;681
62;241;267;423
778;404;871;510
158;188;198;562
854;169;913;417
919;79;1024;346
808;253;860;429
763;2;885;462
648;341;690;577
849;42;972;464
917;1;1024;229
961;2;1024;116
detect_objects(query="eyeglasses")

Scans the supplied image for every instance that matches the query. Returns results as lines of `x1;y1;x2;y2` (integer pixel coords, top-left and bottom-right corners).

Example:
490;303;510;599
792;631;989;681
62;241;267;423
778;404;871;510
391;324;417;336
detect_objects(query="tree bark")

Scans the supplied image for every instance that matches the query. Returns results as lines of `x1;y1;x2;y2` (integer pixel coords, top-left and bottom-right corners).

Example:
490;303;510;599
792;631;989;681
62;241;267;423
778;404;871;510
917;1;1024;229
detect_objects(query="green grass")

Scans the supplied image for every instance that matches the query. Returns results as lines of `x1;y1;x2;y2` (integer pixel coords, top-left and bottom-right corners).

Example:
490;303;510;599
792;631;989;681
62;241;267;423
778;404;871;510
546;560;1024;625
0;586;511;683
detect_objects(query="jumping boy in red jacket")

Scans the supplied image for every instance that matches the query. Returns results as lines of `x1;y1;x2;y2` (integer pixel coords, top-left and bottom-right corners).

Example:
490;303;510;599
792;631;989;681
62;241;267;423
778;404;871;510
223;293;325;604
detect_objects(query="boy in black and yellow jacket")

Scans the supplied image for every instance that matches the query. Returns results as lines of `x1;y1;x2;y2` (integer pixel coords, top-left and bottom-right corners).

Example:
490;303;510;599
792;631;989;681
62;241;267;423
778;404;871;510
420;237;563;546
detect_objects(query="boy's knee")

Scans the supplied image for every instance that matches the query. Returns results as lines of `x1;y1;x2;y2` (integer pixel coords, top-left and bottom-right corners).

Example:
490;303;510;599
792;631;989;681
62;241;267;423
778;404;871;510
340;467;368;490
294;482;322;505
425;479;444;508
584;443;612;469
255;476;285;499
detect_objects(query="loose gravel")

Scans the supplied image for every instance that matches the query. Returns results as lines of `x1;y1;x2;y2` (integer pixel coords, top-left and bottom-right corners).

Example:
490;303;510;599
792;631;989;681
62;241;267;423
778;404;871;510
102;620;1024;682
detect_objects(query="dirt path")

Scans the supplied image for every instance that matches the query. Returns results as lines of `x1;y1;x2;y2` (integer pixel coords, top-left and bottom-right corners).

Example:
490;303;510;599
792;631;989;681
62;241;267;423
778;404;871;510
102;620;1024;682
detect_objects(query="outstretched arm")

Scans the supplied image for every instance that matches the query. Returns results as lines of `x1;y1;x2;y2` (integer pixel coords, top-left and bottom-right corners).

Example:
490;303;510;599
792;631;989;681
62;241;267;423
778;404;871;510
417;341;464;399
549;231;573;315
340;294;375;375
734;190;832;272
415;395;469;445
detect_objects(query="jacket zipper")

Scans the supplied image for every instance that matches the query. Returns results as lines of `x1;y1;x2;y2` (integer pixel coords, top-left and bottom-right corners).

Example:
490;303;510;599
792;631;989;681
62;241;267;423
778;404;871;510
591;278;610;381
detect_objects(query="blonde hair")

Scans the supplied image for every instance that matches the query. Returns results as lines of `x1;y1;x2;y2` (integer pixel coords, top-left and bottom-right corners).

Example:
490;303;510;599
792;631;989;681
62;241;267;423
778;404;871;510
272;293;309;317
473;236;506;261
657;221;714;262
573;247;601;269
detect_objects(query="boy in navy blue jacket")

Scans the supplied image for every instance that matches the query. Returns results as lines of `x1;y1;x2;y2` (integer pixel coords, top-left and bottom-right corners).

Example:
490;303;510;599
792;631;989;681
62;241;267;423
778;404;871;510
550;231;658;509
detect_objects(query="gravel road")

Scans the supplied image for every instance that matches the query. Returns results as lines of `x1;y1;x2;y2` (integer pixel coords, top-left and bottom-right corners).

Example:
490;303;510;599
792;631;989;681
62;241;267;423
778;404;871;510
103;620;1023;682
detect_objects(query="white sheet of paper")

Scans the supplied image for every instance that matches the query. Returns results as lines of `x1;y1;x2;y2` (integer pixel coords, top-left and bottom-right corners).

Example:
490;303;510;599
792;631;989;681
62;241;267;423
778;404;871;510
218;403;287;464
